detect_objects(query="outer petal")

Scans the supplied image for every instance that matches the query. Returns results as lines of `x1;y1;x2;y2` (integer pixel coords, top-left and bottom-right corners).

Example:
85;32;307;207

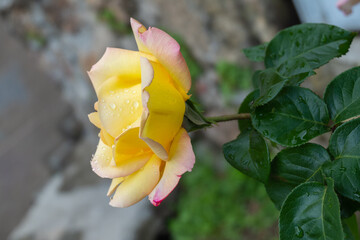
107;178;125;196
337;0;360;15
91;139;119;178
91;136;151;179
140;57;185;160
148;128;195;206
88;48;141;95
130;18;151;54
100;128;115;147
88;112;101;128
130;18;191;95
98;75;142;138
109;154;162;208
112;127;152;177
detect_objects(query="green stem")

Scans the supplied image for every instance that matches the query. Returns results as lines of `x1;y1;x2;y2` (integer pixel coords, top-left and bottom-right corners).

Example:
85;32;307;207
207;113;251;123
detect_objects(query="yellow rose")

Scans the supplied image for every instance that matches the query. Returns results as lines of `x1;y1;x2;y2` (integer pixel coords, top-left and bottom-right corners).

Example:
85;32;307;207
87;18;195;207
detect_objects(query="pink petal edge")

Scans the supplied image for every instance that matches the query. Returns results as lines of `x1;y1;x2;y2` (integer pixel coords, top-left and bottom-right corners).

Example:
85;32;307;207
148;128;195;206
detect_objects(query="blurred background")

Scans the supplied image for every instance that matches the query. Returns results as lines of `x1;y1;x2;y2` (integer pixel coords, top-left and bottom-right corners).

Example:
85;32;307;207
0;0;359;239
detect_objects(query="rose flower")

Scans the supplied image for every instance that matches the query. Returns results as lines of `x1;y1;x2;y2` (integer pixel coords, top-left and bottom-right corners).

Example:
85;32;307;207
87;18;195;208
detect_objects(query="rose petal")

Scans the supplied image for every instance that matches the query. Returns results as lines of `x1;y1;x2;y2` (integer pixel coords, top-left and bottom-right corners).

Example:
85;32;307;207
100;128;115;147
140;57;185;160
91;138;151;178
107;177;125;196
111;127;153;177
149;128;195;206
337;0;360;15
88;48;141;95
109;154;162;208
98;75;142;138
88;112;101;128
130;18;191;95
130;18;151;54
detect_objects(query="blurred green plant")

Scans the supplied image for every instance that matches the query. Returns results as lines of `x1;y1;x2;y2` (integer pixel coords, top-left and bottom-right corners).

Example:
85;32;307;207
216;61;252;102
170;148;278;240
25;30;46;48
98;8;131;35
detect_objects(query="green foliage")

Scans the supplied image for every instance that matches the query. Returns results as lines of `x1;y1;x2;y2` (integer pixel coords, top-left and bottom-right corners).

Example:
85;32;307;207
98;8;131;35
243;42;268;62
183;99;212;132
343;215;360;240
264;23;356;69
221;22;360;240
324;67;360;123
252;23;355;106
279;179;343;240
170;154;278;240
223;129;270;183
26;30;47;47
216;61;252;100
238;90;259;131
252;69;286;107
252;86;330;146
323;118;360;202
266;143;331;209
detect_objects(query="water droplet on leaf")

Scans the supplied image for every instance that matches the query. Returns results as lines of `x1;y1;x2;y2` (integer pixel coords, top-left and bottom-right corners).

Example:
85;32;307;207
294;226;304;238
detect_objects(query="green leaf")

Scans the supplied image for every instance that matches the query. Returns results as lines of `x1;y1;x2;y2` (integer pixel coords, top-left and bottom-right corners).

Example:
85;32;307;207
252;69;286;107
238;90;259;131
343;215;360;240
266;143;331;209
265;23;356;69
223;129;270;183
252;86;330;146
339;195;360;219
279;179;343;240
323;118;360;202
183;100;212;132
243;42;268;62
324;67;360;123
277;57;315;86
252;70;262;89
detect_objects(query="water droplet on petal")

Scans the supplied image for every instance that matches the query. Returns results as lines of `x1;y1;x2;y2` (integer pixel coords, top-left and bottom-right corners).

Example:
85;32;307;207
133;101;139;109
126;100;130;104
109;103;116;109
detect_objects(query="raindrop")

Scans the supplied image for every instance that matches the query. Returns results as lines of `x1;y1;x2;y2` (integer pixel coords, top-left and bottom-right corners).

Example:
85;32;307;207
124;89;129;93
291;138;297;145
294;226;304;238
263;130;269;136
298;130;307;140
354;191;360;199
132;90;136;94
321;35;327;43
339;166;346;172
133;101;139;109
109;103;116;109
126;100;130;104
